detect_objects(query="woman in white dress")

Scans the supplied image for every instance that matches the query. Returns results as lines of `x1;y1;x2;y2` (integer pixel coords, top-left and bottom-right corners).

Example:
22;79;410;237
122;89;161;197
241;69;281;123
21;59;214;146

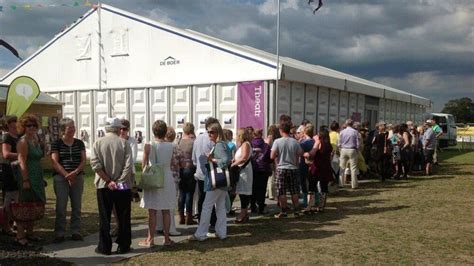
232;128;253;223
139;120;177;247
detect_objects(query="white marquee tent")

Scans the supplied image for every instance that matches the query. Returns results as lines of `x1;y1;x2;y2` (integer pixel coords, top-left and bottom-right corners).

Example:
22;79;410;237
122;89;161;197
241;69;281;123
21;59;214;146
0;4;430;154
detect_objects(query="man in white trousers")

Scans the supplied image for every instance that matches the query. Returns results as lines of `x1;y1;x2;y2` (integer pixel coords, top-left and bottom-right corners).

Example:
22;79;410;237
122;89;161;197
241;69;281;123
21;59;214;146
338;119;360;189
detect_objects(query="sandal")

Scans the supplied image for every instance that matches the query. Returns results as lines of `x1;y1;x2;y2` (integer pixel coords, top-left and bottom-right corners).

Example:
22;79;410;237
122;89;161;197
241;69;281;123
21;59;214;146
138;239;154;248
14;238;31;247
273;212;288;219
163;240;175;246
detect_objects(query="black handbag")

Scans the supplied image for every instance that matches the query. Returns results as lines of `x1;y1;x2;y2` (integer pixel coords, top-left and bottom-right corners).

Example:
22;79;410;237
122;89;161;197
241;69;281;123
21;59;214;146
206;162;231;189
229;154;252;185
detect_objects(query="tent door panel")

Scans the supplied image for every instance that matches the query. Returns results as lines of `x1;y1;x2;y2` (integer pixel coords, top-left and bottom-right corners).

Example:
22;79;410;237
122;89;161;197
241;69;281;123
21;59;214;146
379;99;385;122
194;84;215;135
276;81;290;121
290;82;304;125
170;86;191;133
348;93;357;121
94;90;109;139
216;83;237;135
149;87;168;138
78;91;93;151
317;87;329;128
339;92;349;125
130;88;147;152
329;89;339;124
111;89;128;119
304;85;317;126
357;94;365;122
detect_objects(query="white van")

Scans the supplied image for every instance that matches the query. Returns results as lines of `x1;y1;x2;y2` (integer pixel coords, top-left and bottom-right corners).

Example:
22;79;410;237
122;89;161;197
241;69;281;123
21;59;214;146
424;113;457;148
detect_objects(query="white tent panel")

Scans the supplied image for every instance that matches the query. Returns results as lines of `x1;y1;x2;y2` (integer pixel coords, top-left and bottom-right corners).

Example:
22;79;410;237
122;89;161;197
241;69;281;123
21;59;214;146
129;88;147;153
304;85;318;126
291;82;305;125
170;86;191;133
385;100;392;123
193;84;214;134
77;90;93;150
390;100;396;124
318;87;329;128
94;90;109;138
277;81;291;120
111;89;128;119
149;87;168;138
62;92;76;122
339;92;349;125
396;101;402;123
216;83;237;134
357;94;365;122
379;99;385;122
349;93;357;120
329;89;339;124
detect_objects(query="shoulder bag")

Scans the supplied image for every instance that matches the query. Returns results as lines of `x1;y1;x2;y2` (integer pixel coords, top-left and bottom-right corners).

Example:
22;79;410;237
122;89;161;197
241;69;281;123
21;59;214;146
139;142;165;189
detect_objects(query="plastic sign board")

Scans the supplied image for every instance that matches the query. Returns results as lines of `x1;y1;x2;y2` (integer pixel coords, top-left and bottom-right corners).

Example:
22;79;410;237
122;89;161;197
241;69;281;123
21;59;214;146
6;76;40;117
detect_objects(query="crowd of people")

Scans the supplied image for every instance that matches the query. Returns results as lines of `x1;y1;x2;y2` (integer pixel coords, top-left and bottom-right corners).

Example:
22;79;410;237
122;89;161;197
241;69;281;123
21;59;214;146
0;112;444;254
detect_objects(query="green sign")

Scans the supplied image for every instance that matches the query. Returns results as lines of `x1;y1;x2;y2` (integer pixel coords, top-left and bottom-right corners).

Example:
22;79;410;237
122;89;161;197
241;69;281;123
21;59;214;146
6;76;40;118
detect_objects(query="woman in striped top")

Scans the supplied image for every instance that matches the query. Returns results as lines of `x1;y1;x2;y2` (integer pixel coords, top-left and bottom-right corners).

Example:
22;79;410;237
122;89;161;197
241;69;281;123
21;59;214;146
51;118;86;243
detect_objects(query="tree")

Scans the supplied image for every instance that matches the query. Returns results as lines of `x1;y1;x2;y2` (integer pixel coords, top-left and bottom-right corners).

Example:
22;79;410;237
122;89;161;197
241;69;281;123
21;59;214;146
441;97;474;123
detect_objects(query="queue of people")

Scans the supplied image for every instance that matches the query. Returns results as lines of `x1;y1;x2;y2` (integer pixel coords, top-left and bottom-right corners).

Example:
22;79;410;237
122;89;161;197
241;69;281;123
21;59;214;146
0;113;444;253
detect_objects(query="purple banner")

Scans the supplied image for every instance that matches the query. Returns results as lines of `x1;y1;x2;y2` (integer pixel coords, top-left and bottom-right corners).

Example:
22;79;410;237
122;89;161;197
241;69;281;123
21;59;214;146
237;81;265;130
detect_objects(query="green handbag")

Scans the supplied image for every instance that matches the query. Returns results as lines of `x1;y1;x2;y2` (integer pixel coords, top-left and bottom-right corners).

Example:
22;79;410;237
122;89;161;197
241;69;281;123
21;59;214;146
139;142;165;189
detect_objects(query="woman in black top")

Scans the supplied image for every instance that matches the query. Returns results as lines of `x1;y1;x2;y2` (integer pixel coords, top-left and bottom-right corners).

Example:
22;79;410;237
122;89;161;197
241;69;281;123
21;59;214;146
51;118;86;243
1;116;19;236
373;122;392;181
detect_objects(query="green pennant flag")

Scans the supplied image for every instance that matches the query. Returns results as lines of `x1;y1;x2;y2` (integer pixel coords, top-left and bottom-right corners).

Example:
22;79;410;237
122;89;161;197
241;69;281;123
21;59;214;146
6;76;41;118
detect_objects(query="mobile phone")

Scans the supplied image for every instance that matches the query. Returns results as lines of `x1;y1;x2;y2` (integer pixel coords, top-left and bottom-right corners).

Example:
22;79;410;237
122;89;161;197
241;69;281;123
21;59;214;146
117;182;129;190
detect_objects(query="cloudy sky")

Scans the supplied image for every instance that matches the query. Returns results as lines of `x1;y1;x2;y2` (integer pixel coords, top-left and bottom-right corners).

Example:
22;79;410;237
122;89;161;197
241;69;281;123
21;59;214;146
0;0;473;111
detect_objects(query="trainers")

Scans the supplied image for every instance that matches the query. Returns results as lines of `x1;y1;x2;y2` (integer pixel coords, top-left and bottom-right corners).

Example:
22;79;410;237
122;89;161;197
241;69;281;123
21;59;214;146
188;234;207;242
274;212;288;218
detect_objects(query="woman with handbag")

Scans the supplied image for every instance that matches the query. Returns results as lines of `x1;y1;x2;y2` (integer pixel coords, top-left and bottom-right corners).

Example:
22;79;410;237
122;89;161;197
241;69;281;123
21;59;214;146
14;114;45;247
191;122;231;241
51;118;86;243
139;120;177;247
232;128;253;223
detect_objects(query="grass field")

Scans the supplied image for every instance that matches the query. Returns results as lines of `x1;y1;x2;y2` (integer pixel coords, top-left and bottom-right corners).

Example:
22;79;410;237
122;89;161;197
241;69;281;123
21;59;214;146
119;150;474;265
29;150;474;264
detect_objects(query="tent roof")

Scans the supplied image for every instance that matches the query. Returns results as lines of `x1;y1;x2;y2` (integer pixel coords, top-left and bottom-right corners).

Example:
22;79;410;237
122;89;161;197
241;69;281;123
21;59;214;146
0;4;430;106
0;85;62;105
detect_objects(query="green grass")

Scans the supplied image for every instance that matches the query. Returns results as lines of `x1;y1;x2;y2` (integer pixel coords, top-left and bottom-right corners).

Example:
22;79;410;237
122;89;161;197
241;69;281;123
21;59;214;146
36;164;147;239
119;150;474;265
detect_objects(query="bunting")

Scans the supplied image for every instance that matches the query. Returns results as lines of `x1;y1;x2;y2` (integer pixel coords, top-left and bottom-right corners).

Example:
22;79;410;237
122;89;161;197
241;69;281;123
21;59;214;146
0;1;92;11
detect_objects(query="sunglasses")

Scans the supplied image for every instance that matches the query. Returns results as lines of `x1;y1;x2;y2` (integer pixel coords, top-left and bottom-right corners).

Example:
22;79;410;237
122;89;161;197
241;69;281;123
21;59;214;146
121;128;129;131
207;130;216;135
26;124;38;129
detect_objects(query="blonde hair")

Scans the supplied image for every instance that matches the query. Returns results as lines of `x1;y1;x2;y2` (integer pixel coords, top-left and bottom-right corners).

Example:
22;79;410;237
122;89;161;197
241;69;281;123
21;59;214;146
207;123;224;142
237;127;252;143
304;123;314;137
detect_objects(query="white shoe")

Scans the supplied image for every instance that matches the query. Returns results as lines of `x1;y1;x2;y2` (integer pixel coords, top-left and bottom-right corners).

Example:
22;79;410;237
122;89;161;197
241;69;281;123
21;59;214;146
169;231;182;236
206;232;227;240
188;234;207;241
